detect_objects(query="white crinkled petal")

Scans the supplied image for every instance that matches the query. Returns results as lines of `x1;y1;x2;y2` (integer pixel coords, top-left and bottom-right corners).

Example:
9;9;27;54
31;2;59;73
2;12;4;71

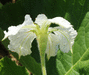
8;29;36;56
55;31;70;53
22;14;34;26
45;33;60;59
2;25;22;41
2;14;34;41
35;14;48;26
67;27;77;45
54;26;77;53
48;17;72;28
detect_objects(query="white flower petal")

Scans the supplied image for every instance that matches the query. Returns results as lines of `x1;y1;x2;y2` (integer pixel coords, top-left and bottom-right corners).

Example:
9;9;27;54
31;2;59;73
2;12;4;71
2;14;34;41
54;27;77;53
8;29;36;56
22;14;34;26
45;33;60;59
48;17;72;28
35;14;49;26
2;25;22;41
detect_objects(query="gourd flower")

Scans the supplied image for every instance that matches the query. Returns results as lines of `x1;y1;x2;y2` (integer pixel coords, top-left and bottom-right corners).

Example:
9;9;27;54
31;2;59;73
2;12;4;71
2;14;77;75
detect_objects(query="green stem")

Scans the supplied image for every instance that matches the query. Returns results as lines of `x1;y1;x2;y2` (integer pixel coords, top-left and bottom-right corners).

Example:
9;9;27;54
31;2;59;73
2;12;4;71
40;52;47;75
37;31;48;75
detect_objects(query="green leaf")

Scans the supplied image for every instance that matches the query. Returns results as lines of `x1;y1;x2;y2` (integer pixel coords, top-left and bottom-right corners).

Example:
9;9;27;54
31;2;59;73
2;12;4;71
79;0;86;6
46;56;59;75
10;52;42;75
57;51;72;75
64;0;89;30
0;28;9;50
46;12;89;75
61;12;89;75
0;57;29;75
0;3;3;9
0;1;25;30
0;28;4;41
63;0;66;2
42;0;66;18
46;51;72;75
19;55;41;75
73;12;89;64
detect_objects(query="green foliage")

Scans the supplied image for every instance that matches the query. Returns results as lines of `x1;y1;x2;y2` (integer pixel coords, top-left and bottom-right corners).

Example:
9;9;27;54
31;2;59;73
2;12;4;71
0;0;89;75
19;55;41;75
0;57;29;75
79;0;86;6
0;3;3;9
8;47;41;75
46;12;89;75
0;28;4;40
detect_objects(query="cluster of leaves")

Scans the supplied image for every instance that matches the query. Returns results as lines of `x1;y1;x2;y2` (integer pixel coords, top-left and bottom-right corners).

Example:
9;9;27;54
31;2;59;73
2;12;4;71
0;0;89;75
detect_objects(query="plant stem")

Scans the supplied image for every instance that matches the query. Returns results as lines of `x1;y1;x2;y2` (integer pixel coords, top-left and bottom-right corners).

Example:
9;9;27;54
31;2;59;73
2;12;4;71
37;32;48;75
40;52;47;75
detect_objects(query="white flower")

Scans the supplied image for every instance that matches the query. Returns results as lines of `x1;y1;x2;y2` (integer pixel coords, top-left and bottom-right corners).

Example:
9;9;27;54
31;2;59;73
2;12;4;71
2;14;77;59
